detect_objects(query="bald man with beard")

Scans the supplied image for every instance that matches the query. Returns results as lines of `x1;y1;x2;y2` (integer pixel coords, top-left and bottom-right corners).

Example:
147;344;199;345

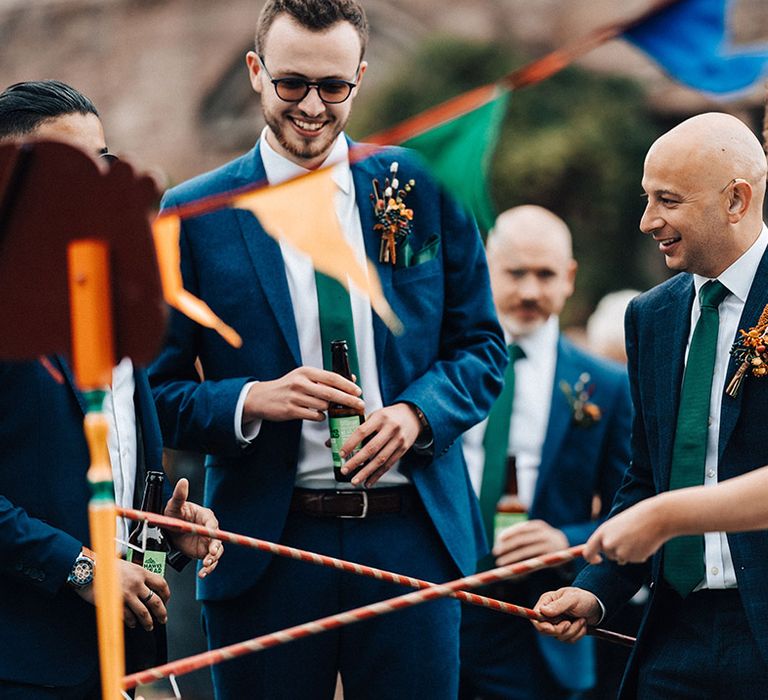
459;206;631;700
534;113;768;699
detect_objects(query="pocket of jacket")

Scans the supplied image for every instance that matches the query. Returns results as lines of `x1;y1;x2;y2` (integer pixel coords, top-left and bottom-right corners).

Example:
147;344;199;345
411;234;441;266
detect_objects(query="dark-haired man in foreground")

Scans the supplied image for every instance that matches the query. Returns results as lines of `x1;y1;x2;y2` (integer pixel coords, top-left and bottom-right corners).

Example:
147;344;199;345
0;80;222;698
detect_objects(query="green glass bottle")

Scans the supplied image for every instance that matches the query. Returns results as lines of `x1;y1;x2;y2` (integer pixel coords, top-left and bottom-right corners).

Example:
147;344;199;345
127;471;169;577
328;340;365;483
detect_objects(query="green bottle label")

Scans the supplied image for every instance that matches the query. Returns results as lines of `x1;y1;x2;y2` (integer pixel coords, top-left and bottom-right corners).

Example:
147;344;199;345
494;511;528;543
329;414;362;469
127;544;167;578
141;551;167;578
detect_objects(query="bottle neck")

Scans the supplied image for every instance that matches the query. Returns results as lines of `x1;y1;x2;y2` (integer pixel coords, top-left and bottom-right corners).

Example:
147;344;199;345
139;474;165;514
503;456;518;496
331;350;353;380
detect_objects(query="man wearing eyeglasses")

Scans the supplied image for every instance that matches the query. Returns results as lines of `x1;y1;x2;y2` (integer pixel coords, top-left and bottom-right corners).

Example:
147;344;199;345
0;80;222;699
148;1;506;698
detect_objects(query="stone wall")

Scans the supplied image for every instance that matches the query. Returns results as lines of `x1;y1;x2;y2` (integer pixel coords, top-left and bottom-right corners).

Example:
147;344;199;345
0;0;762;183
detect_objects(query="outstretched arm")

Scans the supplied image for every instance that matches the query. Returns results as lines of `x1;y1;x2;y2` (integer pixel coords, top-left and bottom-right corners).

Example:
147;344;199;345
584;465;768;565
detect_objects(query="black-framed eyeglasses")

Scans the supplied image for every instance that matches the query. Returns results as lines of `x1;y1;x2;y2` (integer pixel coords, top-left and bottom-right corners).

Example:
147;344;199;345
258;55;358;104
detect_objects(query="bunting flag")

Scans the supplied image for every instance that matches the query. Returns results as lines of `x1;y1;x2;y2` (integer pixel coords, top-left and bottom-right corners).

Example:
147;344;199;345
233;167;402;334
400;88;510;233
365;85;509;232
624;0;768;95
152;214;243;348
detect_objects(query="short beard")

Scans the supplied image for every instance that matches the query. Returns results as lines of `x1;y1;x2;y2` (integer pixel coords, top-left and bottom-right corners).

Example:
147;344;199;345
262;104;346;163
501;313;548;339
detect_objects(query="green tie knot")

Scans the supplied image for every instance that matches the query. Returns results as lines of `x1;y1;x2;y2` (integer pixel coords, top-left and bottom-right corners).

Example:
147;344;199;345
508;344;525;363
699;280;729;309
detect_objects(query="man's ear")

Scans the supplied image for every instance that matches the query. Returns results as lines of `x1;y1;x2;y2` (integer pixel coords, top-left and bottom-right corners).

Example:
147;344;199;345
351;61;367;97
245;51;263;95
727;179;753;223
566;259;578;294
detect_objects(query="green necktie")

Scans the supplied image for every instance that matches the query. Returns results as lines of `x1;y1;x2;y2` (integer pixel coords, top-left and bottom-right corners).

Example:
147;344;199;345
478;344;525;569
663;280;730;597
315;271;360;382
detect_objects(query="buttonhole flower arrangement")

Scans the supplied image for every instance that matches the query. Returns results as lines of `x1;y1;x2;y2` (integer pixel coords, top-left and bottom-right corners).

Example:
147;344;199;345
370;161;415;266
560;372;602;428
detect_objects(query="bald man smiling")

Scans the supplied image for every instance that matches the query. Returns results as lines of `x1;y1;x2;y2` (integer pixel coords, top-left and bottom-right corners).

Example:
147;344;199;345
533;113;768;699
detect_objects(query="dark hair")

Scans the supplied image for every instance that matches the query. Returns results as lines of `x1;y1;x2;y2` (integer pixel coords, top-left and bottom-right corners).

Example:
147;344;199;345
0;80;99;140
256;0;368;60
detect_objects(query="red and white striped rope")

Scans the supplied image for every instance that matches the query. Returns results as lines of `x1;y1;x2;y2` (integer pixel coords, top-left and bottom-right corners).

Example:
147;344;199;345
123;537;588;689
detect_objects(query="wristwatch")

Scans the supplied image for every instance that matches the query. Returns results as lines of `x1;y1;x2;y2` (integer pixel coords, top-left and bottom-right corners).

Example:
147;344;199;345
67;547;95;589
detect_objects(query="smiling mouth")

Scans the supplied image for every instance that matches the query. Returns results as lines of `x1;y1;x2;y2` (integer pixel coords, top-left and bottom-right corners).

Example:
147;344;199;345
289;117;325;134
656;236;681;252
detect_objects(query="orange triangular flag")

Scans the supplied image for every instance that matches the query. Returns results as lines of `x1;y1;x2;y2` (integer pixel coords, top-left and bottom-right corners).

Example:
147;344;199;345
233;166;402;334
152;214;243;347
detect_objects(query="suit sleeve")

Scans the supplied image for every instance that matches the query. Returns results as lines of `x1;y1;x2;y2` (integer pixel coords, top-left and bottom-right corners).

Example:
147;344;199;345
149;193;255;457
394;186;507;458
0;495;81;596
560;370;633;546
573;298;658;616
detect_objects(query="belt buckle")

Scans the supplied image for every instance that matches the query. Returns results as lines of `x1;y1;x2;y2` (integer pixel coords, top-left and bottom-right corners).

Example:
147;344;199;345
337;490;368;518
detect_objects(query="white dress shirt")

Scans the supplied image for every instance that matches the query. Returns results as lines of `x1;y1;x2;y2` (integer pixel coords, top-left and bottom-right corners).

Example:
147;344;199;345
236;129;408;489
464;316;559;507
688;224;768;590
105;357;138;552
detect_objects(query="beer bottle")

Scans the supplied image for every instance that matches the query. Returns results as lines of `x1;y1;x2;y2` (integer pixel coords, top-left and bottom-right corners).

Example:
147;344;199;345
328;340;365;483
494;456;528;542
127;471;170;577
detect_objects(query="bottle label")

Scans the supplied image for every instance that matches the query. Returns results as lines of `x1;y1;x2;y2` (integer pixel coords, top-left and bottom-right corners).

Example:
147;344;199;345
329;414;363;469
493;511;528;544
141;551;167;578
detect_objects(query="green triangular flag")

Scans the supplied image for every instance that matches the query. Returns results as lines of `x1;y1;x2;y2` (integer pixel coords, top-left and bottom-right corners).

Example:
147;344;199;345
402;88;509;233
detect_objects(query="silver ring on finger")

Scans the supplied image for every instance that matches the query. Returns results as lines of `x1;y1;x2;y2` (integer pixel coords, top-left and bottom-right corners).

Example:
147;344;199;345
141;589;155;604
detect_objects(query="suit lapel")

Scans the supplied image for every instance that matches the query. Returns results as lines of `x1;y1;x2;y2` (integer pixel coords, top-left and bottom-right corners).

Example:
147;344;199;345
351;149;392;371
234;146;301;367
53;354;87;415
655;278;693;488
719;246;768;459
532;337;572;508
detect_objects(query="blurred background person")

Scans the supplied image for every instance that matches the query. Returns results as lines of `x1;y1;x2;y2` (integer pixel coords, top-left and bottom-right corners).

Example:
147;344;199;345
586;289;640;364
460;205;632;700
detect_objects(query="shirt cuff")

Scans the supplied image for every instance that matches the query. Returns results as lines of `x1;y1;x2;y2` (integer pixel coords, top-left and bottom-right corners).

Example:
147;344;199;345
594;595;607;625
235;381;261;445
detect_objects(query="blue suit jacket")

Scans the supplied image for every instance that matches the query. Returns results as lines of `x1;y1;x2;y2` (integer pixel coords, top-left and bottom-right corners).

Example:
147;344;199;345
149;140;507;601
0;359;165;686
481;336;631;691
576;246;768;698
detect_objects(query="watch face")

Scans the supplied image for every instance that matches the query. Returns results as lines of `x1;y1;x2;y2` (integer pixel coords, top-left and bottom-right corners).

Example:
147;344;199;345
70;556;94;587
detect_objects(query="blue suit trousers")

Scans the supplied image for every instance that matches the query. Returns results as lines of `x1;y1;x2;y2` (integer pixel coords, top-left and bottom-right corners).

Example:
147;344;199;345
203;497;461;700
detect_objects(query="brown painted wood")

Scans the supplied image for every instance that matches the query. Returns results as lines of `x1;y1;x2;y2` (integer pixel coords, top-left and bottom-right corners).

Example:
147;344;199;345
0;140;165;365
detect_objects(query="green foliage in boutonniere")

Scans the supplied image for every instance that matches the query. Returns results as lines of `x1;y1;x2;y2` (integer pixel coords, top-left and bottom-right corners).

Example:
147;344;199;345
726;302;768;398
560;372;602;428
370;161;415;266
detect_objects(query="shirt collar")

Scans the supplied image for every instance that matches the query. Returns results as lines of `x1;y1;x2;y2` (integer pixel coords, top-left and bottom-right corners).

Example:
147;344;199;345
694;223;768;303
258;127;352;194
506;315;559;358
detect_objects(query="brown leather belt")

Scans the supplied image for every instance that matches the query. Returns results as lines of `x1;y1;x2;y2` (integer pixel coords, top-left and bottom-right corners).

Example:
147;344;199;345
289;487;416;519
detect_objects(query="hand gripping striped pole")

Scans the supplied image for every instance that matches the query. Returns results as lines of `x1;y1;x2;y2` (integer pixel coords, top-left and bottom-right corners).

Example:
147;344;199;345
119;508;633;690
